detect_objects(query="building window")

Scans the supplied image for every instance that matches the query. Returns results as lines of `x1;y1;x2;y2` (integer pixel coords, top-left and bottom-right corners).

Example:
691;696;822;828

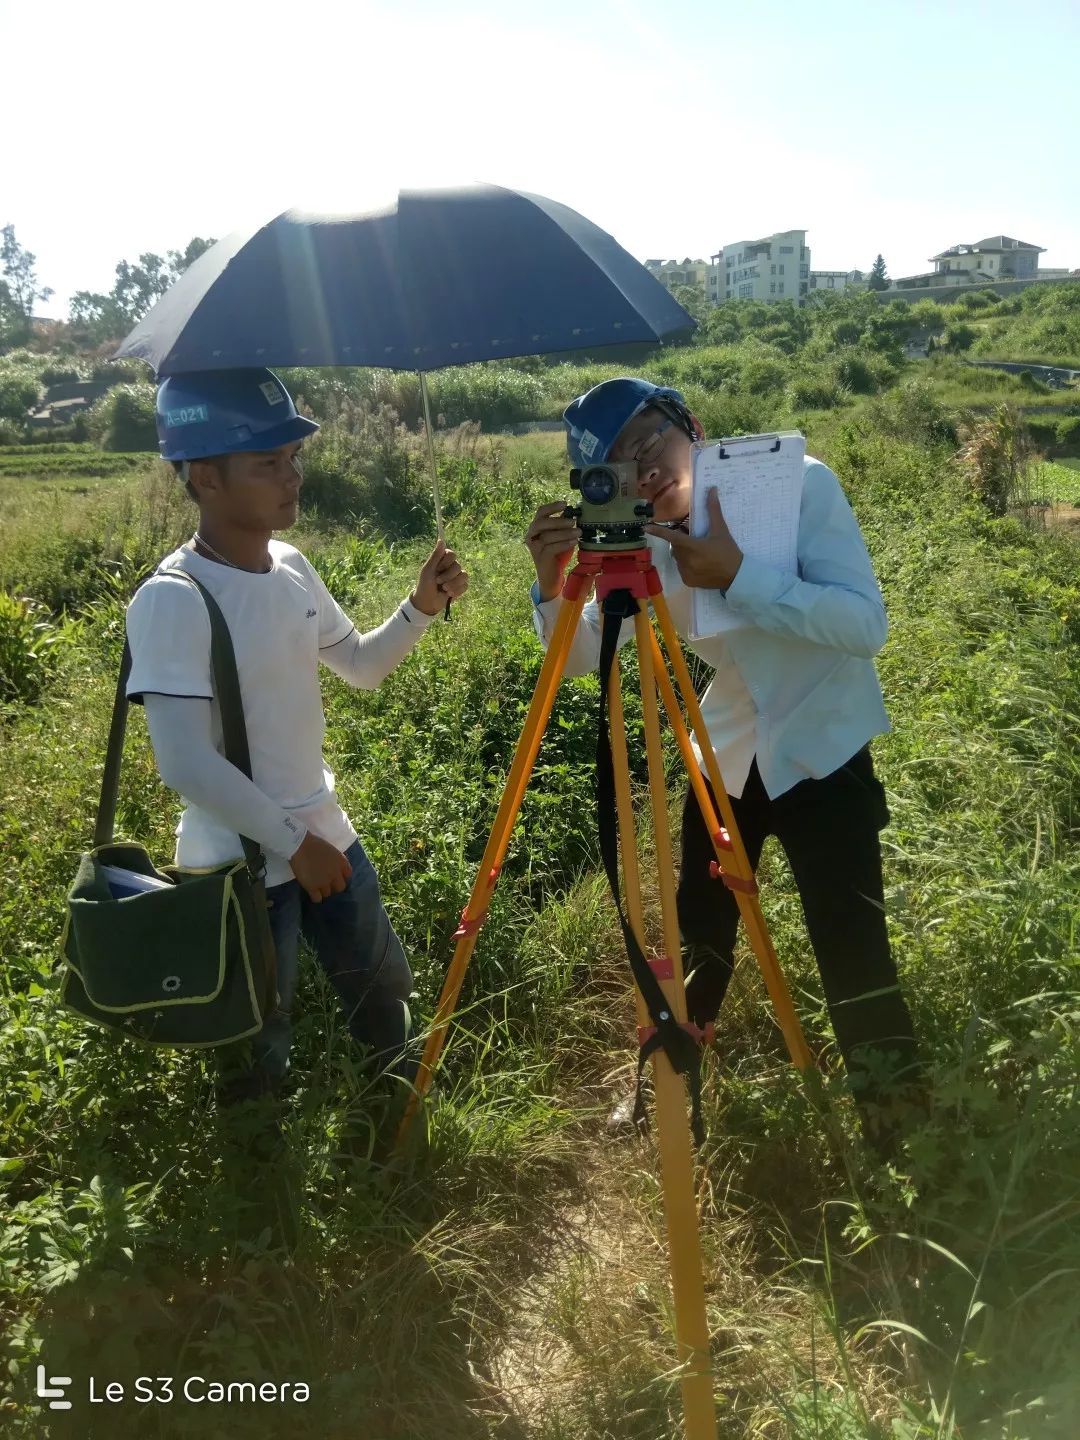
779;264;784;274
770;281;776;294
739;283;753;298
778;282;784;293
779;245;794;254
770;263;776;275
800;264;808;278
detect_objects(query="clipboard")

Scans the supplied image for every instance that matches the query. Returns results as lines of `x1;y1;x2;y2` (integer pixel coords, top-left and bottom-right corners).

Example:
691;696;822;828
687;430;806;640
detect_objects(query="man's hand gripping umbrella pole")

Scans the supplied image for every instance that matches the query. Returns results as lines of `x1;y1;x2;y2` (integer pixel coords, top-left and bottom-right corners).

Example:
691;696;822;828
394;543;815;1440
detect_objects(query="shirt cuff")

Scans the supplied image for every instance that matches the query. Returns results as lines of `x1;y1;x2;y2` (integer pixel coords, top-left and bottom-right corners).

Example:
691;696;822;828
399;594;439;628
722;553;788;611
530;581;563;641
280;814;309;860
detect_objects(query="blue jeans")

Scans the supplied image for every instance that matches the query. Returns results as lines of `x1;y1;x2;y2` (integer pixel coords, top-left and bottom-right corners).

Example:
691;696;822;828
217;839;413;1102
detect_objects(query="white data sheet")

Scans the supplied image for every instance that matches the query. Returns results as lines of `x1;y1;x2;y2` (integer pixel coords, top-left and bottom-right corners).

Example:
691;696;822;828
688;431;805;639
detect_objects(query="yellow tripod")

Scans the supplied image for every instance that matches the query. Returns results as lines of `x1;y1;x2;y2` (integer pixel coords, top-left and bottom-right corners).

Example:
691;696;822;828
397;544;814;1439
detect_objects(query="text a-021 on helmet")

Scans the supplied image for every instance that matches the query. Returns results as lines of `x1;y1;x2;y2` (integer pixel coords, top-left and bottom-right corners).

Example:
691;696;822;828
165;405;210;428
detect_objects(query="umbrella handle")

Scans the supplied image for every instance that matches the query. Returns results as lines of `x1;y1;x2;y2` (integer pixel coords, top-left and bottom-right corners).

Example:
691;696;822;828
420;371;452;623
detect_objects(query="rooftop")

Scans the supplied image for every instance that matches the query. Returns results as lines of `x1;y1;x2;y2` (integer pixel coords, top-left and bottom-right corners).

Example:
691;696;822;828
931;235;1045;260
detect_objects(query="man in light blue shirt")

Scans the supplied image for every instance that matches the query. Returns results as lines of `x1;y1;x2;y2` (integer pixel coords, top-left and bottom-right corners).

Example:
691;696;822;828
524;378;921;1148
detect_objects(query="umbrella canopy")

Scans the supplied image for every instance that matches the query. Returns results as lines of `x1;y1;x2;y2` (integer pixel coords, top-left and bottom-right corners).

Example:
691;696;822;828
114;185;696;376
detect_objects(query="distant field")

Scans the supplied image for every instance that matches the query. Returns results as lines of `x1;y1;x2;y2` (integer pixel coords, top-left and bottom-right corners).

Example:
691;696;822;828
0;445;156;532
0;443;154;479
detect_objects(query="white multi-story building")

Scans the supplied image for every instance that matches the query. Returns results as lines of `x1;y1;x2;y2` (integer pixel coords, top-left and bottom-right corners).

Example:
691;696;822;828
710;229;811;305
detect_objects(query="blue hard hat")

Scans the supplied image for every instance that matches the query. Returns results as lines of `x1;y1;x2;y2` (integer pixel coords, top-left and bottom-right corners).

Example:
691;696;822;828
562;378;693;468
155;367;319;461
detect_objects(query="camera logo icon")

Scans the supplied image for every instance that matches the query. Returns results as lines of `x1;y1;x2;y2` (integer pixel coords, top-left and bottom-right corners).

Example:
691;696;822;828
36;1365;72;1410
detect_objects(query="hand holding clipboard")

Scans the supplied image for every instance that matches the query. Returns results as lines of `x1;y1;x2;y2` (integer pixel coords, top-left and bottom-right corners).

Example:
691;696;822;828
645;487;745;590
685;432;805;639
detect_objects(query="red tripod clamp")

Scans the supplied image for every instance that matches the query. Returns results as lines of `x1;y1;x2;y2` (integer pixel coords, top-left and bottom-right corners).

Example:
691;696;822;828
561;548;661;604
451;868;502;941
708;860;758;895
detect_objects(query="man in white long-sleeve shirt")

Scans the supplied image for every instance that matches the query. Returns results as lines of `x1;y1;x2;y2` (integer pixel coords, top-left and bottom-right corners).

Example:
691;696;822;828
524;378;921;1145
128;368;467;1109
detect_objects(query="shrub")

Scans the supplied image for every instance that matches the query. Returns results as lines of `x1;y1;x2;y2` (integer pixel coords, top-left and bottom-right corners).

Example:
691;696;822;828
831;348;888;396
739;354;790;395
86;382;158;451
0;369;41;421
427;367;548;430
688;388;773;439
785;365;847;410
1055;414;1080;450
950;288;1002;313
89;358;147;385
300;399;434;536
944;322;978;352
867;378;959;447
957;406;1032;517
39;363;86;386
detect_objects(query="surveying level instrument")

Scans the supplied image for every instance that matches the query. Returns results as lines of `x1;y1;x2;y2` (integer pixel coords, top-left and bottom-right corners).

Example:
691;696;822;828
396;499;816;1440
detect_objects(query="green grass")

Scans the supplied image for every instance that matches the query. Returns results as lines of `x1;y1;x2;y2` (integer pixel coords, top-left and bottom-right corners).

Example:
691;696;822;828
1033;461;1080;504
2;380;1080;1437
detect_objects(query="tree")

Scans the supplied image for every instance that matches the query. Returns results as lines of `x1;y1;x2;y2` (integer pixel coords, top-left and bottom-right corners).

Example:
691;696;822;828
868;255;890;292
0;224;53;347
670;283;710;326
69;236;216;345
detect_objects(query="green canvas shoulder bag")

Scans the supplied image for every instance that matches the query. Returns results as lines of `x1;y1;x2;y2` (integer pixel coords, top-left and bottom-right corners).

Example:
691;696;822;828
59;567;278;1048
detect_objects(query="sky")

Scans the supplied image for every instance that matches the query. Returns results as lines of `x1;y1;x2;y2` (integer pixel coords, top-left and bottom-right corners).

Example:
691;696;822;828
2;0;1077;318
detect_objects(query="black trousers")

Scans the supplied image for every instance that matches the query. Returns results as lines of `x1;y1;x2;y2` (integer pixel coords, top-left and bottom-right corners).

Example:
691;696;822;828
677;747;921;1104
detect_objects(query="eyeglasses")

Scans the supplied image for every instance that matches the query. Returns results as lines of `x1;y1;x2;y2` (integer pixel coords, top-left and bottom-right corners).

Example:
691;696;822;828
617;417;675;467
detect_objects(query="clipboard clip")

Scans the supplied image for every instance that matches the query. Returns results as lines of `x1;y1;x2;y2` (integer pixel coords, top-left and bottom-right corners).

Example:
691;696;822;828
716;433;782;460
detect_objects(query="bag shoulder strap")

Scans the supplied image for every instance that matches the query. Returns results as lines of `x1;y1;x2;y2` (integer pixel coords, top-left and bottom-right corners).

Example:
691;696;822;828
94;562;267;880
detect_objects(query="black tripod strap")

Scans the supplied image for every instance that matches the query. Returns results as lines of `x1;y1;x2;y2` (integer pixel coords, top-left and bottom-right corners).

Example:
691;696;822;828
596;593;705;1146
94;567;267;881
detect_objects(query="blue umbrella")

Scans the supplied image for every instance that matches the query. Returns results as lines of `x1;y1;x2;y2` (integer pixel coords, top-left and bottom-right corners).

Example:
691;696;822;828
115;184;696;537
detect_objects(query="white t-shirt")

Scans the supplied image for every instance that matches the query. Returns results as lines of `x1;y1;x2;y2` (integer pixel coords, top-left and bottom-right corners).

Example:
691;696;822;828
125;539;430;885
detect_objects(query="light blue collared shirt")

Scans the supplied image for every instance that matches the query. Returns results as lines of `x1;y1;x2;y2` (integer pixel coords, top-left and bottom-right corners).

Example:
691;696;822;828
530;456;890;799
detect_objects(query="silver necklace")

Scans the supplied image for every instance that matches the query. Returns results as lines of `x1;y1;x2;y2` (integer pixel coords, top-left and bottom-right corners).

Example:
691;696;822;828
191;533;268;573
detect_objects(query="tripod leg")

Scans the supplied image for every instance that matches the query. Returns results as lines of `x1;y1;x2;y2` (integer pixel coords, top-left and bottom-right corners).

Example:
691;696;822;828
649;595;813;1074
606;662;649;1033
633;606;717;1439
395;589;589;1151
